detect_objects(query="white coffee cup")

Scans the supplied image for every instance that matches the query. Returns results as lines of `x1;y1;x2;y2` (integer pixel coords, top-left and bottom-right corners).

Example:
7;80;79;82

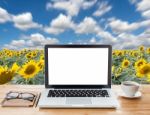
121;81;140;97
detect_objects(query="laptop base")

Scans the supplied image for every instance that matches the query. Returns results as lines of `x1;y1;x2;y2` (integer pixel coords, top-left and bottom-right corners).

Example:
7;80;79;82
38;89;119;108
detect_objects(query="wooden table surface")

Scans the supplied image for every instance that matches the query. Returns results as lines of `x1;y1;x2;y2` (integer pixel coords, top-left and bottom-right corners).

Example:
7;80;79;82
0;85;150;115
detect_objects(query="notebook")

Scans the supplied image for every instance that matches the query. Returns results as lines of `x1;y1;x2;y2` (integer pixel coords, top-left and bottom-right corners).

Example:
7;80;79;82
1;91;40;107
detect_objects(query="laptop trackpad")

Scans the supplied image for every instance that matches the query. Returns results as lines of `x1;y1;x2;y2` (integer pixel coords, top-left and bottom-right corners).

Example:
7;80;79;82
66;98;92;105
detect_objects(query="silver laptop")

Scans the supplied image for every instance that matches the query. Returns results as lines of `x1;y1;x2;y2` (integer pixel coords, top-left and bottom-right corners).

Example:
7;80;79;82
38;45;119;108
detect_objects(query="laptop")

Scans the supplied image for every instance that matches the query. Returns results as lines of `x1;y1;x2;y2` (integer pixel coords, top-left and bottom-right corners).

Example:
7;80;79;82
38;45;119;108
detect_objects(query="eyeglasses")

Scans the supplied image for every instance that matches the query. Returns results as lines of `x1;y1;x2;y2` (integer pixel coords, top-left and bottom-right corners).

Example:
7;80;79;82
6;91;36;102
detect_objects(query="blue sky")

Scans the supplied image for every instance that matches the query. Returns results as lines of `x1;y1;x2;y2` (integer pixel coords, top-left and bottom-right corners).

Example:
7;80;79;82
0;0;150;49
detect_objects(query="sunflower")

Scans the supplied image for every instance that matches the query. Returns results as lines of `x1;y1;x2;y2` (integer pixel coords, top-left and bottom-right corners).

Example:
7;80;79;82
130;51;138;57
40;55;44;60
123;50;129;55
139;45;144;52
146;47;150;54
117;51;124;56
112;66;115;73
25;52;33;59
114;67;123;78
134;59;147;69
20;51;24;55
23;48;27;53
0;63;18;85
26;54;32;59
136;63;150;78
16;51;21;57
19;60;40;79
0;52;2;57
37;59;44;71
121;59;130;68
11;63;19;73
31;51;37;57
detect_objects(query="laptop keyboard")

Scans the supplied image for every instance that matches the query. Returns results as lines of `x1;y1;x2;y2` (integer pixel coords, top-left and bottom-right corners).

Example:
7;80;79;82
48;89;109;97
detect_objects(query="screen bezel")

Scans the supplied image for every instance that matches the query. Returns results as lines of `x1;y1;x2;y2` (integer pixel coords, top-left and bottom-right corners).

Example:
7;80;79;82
44;45;112;89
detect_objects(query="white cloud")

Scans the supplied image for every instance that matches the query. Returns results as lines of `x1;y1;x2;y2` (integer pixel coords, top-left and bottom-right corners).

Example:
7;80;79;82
114;33;140;49
12;12;42;30
75;17;100;34
0;7;42;31
82;0;97;9
68;15;149;49
89;37;97;43
46;2;53;10
104;28;150;49
74;16;117;45
4;44;18;50
46;0;96;16
93;1;112;17
44;27;64;35
109;19;139;33
3;33;59;49
46;0;81;16
107;17;150;49
137;28;150;45
29;33;59;46
140;19;150;26
137;0;150;12
44;14;75;34
142;10;150;18
11;39;26;47
50;14;74;29
86;31;150;49
109;18;150;33
4;40;26;49
129;0;139;4
79;17;149;49
0;7;11;23
115;31;150;49
97;31;117;44
132;0;150;18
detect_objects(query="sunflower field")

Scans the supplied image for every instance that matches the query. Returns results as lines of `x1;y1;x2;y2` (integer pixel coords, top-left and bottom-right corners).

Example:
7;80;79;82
0;49;44;85
112;46;150;84
0;46;150;85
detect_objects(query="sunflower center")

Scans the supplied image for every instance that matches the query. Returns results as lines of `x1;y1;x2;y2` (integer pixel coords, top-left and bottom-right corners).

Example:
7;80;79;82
118;52;122;56
24;65;36;75
27;55;31;58
133;53;137;56
124;62;129;66
0;71;13;84
137;62;143;67
140;66;150;74
33;53;36;56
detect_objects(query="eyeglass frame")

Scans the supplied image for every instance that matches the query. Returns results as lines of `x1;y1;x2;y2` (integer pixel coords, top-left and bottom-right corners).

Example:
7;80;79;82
6;91;36;102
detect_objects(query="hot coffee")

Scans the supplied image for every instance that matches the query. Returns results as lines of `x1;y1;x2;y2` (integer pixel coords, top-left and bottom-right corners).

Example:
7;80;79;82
123;83;137;86
121;81;140;97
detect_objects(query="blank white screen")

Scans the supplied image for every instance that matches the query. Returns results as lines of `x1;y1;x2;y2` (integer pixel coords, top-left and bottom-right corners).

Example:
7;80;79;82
48;48;108;85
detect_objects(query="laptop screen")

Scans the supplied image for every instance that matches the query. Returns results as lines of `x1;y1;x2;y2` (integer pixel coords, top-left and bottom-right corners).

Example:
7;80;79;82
48;48;109;85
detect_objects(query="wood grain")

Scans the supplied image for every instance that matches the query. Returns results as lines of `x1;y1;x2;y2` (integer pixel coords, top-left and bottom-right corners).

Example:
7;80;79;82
0;85;150;115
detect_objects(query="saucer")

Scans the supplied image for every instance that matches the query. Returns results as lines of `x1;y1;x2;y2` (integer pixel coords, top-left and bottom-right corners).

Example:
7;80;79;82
120;91;142;99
